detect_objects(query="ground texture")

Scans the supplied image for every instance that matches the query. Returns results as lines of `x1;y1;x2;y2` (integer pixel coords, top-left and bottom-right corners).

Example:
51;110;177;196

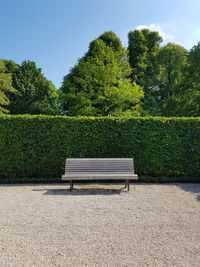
0;183;200;267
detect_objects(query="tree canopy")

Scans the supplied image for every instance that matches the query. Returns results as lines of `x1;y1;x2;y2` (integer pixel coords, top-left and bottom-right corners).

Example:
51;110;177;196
128;29;162;87
187;42;200;89
127;28;200;117
1;28;200;117
0;60;16;114
8;60;59;115
60;33;144;116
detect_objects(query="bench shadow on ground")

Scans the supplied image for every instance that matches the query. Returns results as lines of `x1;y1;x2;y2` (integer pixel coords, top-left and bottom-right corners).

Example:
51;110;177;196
176;184;200;202
33;187;126;195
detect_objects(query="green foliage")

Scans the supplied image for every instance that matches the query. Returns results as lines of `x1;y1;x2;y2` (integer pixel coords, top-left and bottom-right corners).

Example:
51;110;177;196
156;43;200;117
157;43;188;99
128;29;162;87
1;30;200;118
128;30;148;83
86;31;123;58
60;36;144;116
187;42;200;87
3;59;18;73
0;60;17;114
175;42;200;117
8;61;59;115
94;31;123;52
0;115;199;182
127;30;197;117
128;29;164;116
162;90;200;117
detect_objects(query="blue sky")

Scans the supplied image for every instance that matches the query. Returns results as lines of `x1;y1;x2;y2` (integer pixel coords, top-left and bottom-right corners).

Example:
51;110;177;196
1;0;200;88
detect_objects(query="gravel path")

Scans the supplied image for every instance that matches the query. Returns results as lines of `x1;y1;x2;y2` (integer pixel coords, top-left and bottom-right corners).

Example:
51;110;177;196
0;183;200;267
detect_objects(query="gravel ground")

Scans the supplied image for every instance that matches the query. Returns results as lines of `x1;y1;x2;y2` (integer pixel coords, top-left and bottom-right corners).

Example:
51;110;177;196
0;183;200;267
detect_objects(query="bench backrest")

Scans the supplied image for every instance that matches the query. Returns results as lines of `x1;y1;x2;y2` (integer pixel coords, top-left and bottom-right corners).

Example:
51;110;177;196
64;158;134;173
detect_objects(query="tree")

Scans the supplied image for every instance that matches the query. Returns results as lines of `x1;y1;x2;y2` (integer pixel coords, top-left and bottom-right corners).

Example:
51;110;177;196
161;42;200;117
128;29;163;115
60;34;144;116
157;43;188;98
155;43;188;116
128;29;162;87
187;42;200;90
128;30;148;84
0;60;16;114
8;61;59;115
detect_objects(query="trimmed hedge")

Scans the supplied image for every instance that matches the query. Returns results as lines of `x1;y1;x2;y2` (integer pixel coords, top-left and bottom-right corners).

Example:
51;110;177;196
0;115;199;181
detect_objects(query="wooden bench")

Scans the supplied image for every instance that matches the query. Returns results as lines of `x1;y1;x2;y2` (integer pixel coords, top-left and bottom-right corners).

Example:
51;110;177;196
61;158;138;191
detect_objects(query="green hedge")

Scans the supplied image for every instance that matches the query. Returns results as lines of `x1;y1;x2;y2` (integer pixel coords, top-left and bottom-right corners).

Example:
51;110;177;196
0;115;199;181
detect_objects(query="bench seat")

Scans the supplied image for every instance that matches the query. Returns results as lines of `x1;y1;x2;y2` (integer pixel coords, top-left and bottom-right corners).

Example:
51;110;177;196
62;173;138;179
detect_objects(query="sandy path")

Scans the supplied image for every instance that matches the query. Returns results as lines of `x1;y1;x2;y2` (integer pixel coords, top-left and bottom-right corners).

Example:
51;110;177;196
0;183;199;267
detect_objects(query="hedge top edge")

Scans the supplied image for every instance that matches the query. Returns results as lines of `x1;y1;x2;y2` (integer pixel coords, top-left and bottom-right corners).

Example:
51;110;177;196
0;115;200;121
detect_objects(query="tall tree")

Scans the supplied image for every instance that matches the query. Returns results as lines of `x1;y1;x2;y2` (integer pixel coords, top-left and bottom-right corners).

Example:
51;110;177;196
128;30;148;84
8;61;59;115
128;29;162;87
128;29;163;115
60;33;144;116
162;42;200;117
0;60;16;114
157;43;188;99
187;42;200;90
156;43;188;116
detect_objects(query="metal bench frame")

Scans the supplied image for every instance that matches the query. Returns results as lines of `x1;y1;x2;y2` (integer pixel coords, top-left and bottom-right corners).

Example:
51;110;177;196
62;158;138;191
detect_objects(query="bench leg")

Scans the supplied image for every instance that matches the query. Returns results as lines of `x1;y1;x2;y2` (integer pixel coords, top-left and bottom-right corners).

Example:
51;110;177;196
125;179;129;191
70;180;73;191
